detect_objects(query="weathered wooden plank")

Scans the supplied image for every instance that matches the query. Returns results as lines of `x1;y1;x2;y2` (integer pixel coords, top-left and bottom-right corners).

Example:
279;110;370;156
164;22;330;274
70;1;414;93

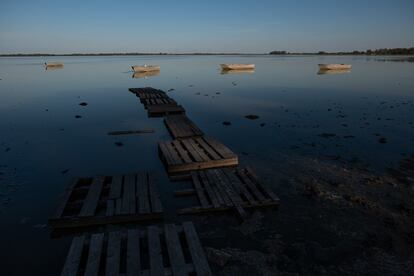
190;172;209;208
164;115;203;139
222;168;256;205
106;199;115;217
181;139;204;162
122;174;136;215
204;170;228;207
237;168;266;202
148;173;163;213
159;142;182;165
195;138;221;160
127;229;141;276
172;140;192;164
203;137;237;159
198;171;220;208
79;177;104;217
148;226;164;276
106;231;122;276
147;104;185;117
61;236;84;276
245;167;280;202
182;222;213;276
84;233;104;276
108;175;123;199
188;139;210;162
164;224;187;276
137;173;150;214
115;198;122;215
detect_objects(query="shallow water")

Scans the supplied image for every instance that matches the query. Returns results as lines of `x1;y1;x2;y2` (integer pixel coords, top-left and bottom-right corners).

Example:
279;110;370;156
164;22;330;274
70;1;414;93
1;55;414;275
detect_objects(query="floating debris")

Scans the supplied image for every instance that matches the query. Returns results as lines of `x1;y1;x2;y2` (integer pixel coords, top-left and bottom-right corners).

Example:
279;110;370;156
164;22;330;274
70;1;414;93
245;114;259;120
75;115;82;119
378;137;388;144
107;129;154;135
223;121;232;126
114;142;124;147
78;102;88;106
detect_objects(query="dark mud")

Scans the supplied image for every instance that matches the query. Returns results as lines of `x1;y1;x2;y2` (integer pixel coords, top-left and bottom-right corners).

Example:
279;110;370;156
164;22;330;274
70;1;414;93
196;153;414;275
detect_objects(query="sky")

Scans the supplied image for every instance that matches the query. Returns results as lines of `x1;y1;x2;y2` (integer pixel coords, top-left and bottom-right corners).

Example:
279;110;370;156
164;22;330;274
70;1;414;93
0;0;413;54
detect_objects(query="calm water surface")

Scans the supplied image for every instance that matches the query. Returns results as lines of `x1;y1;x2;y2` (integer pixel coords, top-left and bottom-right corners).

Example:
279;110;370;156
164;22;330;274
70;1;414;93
1;55;414;275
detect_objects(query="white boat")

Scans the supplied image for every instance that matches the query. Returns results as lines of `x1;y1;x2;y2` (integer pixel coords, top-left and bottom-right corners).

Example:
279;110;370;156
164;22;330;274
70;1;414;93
45;62;64;67
131;64;160;72
220;64;255;70
318;64;351;70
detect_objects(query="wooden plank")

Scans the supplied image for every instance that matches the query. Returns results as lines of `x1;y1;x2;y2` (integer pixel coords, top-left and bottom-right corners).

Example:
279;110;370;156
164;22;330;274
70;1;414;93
180;139;203;162
198;171;220;208
164;115;203;139
106;199;115;217
159;142;182;165
182;222;212;276
188;139;210;162
108;175;123;199
204;170;228;207
195;138;221;160
127;229;141;276
222;168;256;205
203;137;236;159
84;233;104;276
115;198;122;215
212;169;247;218
122;174;136;215
164;224;187;276
172;140;192;164
237;169;266;202
79;177;104;217
245;167;280;202
137;173;150;214
148;225;164;276
148;173;163;213
52;178;79;220
61;236;84;276
190;172;209;208
106;231;121;276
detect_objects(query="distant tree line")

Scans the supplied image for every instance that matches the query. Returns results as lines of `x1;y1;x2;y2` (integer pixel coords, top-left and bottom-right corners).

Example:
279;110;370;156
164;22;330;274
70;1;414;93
269;47;414;55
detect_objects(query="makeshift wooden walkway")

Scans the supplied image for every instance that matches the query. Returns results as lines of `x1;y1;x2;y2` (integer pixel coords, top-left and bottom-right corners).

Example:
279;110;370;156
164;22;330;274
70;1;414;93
175;167;279;218
49;172;163;229
129;87;185;117
164;115;204;139
60;222;212;276
159;137;238;174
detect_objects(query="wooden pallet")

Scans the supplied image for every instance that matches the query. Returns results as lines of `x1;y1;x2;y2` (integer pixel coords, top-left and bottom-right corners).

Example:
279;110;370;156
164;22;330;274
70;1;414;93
61;222;212;276
175;167;279;218
49;172;163;229
159;137;238;174
164;115;204;139
129;87;185;117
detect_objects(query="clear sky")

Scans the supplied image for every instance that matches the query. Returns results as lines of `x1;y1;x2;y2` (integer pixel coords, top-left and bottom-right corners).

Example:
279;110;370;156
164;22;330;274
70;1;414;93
0;0;413;54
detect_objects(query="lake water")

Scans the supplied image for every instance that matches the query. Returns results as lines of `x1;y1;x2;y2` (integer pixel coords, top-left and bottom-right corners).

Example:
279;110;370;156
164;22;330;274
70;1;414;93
1;55;414;275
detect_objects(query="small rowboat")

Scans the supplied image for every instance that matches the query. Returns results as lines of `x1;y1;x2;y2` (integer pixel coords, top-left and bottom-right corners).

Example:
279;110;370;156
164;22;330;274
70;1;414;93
45;62;64;67
220;64;255;71
318;64;351;70
131;64;160;72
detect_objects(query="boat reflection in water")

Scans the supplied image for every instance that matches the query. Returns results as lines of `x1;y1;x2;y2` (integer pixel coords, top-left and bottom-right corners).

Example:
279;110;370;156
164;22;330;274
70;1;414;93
45;62;64;70
220;69;255;75
317;69;351;75
132;70;160;79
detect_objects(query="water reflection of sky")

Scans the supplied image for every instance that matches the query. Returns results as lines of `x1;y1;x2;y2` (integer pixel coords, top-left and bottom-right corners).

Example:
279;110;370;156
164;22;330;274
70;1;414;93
0;55;414;275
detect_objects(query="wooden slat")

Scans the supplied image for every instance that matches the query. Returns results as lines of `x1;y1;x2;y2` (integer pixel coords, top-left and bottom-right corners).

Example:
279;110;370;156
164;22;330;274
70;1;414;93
137;173;150;214
204;170;228;207
181;139;204;162
106;231;122;276
106;199;115;217
172;140;192;164
164;115;203;139
182;222;212;276
237;169;266;202
148;226;164;276
164;224;187;276
190;172;209;208
245;167;280;202
222;168;256;205
84;233;104;276
122;174;136;215
61;236;84;276
198;171;220;208
195;138;221;160
108;175;123;199
127;229;141;276
79;177;104;217
203;137;236;159
188;139;210;162
148;173;163;213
